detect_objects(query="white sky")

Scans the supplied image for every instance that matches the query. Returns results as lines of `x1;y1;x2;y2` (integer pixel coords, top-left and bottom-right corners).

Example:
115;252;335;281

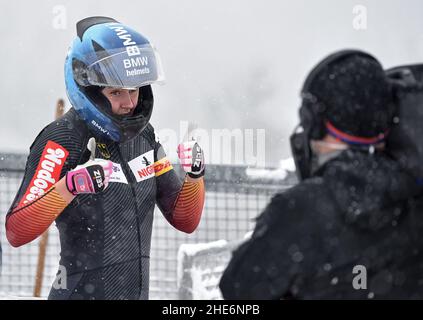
0;0;422;167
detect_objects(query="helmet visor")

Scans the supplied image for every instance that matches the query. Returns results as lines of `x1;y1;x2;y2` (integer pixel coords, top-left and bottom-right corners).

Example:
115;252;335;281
75;44;165;88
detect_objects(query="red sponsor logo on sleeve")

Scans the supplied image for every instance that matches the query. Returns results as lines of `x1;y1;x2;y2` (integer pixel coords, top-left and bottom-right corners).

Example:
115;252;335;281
19;141;69;206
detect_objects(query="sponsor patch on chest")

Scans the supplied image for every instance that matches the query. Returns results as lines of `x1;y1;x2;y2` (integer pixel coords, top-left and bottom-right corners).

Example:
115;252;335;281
128;150;155;182
109;163;128;184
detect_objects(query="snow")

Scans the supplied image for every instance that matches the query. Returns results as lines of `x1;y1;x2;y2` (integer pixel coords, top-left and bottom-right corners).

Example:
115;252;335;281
246;157;296;180
177;240;228;288
177;240;230;300
279;157;296;172
0;296;45;300
178;240;228;257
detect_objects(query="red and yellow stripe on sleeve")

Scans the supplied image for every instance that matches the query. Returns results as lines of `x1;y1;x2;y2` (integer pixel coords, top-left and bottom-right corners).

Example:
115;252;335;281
171;178;205;234
6;187;68;247
154;157;173;177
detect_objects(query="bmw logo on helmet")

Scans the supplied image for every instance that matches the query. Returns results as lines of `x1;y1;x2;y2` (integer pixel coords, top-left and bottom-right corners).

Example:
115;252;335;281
65;16;165;142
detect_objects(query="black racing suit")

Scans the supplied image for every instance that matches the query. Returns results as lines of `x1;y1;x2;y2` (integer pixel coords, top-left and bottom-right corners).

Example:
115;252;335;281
220;150;423;299
6;108;205;300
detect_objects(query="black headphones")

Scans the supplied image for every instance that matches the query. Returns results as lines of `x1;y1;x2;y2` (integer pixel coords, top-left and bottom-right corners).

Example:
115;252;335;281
299;49;380;140
291;49;384;181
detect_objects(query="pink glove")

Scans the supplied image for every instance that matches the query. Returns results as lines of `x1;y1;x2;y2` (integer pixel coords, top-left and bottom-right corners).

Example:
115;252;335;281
177;141;205;178
66;159;113;195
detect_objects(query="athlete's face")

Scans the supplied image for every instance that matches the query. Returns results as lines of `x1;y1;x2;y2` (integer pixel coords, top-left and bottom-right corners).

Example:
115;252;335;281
102;87;139;116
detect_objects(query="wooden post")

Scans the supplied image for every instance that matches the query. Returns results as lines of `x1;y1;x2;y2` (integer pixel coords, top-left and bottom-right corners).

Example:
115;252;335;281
33;99;65;297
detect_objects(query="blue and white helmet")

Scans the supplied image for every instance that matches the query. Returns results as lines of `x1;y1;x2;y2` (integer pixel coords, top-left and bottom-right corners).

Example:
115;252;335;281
65;16;165;142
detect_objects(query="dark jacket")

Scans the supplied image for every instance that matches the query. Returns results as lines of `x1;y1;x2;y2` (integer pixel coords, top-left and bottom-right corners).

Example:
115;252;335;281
6;108;205;300
220;150;423;299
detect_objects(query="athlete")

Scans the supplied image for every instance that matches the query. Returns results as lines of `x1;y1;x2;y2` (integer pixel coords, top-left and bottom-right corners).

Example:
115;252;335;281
5;16;205;300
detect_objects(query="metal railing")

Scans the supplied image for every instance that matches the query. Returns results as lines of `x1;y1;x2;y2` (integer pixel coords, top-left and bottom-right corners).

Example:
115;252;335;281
0;152;296;299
